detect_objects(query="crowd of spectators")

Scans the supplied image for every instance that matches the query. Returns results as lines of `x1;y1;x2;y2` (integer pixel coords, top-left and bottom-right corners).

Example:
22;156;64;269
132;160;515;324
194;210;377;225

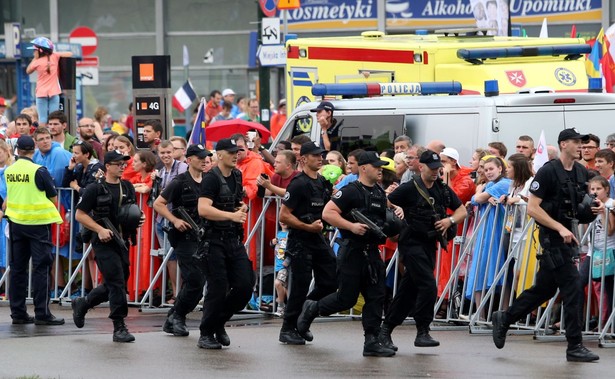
0;89;613;340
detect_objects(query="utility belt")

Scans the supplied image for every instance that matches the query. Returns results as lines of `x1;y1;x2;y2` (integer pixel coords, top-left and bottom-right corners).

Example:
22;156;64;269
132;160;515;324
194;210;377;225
204;228;242;242
288;228;321;241
336;238;380;255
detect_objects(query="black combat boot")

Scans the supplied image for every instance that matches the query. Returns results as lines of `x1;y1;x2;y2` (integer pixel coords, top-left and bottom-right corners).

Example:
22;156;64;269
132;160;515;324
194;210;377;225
171;313;189;337
216;327;231;346
279;327;306;345
566;344;599;362
112;319;135;343
71;296;89;329
414;325;440;347
363;334;396;357
162;309;174;334
378;323;398;352
491;310;509;349
197;334;222;349
297;300;319;341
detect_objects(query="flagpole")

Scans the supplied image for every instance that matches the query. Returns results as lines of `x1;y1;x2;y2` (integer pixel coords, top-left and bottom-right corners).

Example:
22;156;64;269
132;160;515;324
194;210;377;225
183;45;191;136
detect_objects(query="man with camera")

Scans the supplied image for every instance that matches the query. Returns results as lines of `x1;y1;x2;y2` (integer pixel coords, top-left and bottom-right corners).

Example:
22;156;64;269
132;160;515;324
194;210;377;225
297;151;404;357
278;141;337;345
378;150;466;352
492;128;600;362
154;144;211;337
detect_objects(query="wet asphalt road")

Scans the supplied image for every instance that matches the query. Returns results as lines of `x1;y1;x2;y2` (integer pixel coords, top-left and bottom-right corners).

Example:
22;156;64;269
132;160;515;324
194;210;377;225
0;303;613;379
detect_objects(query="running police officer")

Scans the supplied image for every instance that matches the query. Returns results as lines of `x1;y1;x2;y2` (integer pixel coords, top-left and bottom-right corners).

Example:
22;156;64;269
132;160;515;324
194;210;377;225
197;138;254;349
492;128;600;362
4;135;64;325
379;150;466;351
297;151;404;357
278;141;337;345
72;150;144;342
154;144;212;337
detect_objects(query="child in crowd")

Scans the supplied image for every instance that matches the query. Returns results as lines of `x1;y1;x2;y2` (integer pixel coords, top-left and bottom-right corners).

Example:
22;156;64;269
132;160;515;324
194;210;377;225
587;176;615;318
272;222;290;316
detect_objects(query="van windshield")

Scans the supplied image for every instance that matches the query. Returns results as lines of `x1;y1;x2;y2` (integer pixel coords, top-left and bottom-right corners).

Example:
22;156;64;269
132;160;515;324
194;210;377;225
336;114;405;157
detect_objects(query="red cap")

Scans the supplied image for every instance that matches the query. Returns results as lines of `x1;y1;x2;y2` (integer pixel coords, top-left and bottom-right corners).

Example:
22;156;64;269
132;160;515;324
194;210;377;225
0;98;7;107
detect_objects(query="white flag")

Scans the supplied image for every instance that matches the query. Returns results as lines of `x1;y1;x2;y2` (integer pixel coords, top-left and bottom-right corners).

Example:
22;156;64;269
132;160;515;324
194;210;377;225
539;18;549;38
183;45;189;67
533;130;549;173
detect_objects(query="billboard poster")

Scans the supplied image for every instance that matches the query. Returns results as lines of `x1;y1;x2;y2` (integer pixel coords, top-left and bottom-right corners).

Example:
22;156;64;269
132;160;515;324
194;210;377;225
277;0;602;32
469;0;510;36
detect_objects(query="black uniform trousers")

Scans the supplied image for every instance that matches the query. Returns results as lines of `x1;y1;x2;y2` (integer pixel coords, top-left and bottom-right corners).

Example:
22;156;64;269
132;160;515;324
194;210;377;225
172;239;206;317
283;235;337;329
86;240;130;320
318;242;386;336
384;238;438;329
8;222;54;320
506;243;583;346
199;232;254;336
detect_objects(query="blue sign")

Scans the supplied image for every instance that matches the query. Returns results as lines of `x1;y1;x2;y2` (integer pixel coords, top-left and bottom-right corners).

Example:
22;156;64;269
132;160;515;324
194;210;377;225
276;0;602;31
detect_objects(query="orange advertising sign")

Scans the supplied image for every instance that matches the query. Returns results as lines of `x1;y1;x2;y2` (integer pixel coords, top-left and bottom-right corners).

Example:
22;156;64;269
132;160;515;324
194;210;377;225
139;63;154;81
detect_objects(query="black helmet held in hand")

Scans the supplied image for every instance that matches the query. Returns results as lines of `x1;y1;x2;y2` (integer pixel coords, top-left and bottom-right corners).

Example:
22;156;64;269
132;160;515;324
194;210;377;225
117;203;143;232
382;208;405;237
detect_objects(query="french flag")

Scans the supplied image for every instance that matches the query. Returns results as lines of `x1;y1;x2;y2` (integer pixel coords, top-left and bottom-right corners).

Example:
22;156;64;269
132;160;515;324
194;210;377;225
172;80;197;112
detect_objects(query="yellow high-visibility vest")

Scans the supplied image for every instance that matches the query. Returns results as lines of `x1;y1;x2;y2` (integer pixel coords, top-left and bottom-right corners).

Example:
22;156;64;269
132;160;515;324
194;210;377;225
5;158;62;225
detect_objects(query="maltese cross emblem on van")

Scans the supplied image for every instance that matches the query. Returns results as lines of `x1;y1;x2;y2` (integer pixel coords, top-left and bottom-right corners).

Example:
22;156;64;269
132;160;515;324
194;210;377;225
506;70;526;87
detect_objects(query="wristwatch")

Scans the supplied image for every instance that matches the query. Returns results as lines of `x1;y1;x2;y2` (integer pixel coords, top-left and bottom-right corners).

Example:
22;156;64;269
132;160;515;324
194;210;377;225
258;145;265;151
449;216;456;225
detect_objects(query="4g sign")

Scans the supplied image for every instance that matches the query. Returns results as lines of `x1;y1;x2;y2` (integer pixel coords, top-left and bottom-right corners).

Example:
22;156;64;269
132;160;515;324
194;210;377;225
135;96;161;115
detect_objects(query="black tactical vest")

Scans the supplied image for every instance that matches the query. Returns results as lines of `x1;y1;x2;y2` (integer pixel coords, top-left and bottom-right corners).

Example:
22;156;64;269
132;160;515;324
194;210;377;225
209;166;244;231
93;179;134;225
346;181;387;243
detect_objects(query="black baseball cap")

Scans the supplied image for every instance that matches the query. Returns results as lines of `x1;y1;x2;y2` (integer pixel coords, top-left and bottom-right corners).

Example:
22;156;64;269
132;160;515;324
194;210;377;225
104;150;130;163
357;151;387;167
16;135;35;151
186;144;212;158
310;101;334;112
300;141;325;156
419;149;444;169
558;128;589;143
216;138;244;153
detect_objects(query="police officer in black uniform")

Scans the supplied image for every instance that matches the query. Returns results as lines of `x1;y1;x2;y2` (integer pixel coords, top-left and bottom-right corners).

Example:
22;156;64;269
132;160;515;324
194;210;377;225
297;151;403;357
378;150;466;351
492;128;600;362
72;150;144;342
197;138;254;349
278;141;337;345
154;144;212;337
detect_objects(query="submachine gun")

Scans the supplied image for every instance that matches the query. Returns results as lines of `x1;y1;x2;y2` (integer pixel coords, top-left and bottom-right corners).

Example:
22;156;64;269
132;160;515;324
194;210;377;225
175;206;205;241
101;217;129;255
350;209;387;240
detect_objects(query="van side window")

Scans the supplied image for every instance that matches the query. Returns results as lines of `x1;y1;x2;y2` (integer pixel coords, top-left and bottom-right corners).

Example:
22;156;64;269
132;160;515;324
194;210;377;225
337;114;405;157
404;113;480;163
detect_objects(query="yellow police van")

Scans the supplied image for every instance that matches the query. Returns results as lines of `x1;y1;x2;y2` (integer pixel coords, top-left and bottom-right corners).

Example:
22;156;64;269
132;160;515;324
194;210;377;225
272;81;615;164
286;31;591;113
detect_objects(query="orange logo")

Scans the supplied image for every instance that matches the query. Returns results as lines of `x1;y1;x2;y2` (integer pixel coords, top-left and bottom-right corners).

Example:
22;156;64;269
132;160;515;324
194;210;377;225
139;63;154;81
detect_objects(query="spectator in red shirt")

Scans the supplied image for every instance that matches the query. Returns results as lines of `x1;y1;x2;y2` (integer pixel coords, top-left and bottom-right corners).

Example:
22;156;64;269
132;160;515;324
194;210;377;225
257;150;298;197
270;99;287;140
205;90;222;126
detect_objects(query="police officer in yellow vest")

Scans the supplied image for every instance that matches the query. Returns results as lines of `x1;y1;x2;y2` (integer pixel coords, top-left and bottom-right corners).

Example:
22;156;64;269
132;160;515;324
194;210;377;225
3;135;65;325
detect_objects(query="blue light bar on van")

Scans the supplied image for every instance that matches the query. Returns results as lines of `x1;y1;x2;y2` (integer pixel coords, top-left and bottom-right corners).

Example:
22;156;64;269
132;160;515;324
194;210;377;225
311;82;462;96
457;44;591;60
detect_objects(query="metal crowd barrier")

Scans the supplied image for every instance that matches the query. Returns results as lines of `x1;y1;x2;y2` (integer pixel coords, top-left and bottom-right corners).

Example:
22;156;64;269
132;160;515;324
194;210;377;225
2;184;614;346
